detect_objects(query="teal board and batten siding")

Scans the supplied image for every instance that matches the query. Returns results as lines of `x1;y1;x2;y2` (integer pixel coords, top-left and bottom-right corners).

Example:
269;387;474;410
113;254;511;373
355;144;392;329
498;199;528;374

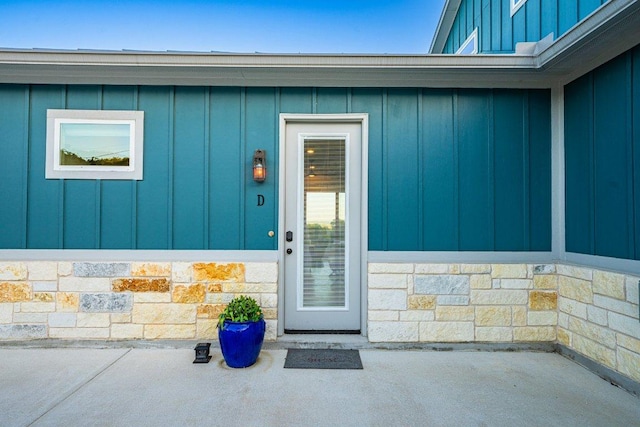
565;44;640;261
443;0;608;54
0;86;551;251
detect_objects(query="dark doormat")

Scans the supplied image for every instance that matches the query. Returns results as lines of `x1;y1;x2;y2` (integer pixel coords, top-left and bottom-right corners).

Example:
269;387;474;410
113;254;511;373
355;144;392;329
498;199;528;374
284;349;363;369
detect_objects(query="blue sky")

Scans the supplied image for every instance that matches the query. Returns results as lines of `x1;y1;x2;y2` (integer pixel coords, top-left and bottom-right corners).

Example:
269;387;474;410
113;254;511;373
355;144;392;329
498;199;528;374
0;0;445;53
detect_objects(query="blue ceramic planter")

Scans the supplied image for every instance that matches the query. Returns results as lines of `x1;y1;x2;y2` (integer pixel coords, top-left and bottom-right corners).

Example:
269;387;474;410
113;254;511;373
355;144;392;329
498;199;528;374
218;317;266;368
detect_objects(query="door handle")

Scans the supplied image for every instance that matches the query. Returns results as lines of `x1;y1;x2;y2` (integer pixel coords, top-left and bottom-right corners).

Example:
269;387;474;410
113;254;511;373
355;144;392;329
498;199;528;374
286;231;293;242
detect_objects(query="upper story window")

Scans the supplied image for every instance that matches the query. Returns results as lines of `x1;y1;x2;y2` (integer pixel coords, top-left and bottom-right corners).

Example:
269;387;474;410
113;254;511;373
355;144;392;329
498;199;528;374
511;0;528;16
456;28;478;54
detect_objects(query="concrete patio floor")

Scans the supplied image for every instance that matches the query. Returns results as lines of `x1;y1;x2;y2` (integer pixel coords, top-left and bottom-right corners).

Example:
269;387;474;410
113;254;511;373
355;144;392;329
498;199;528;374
1;345;639;427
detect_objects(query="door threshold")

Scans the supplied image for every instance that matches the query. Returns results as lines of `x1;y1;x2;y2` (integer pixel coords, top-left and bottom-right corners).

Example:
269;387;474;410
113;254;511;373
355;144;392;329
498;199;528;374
268;333;370;350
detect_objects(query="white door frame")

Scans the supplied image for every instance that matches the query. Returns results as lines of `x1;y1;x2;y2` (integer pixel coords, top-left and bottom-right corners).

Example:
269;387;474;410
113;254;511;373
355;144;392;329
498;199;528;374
278;113;369;336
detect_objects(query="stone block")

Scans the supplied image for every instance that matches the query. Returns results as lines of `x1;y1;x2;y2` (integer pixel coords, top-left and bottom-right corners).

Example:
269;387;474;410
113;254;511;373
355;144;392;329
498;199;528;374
568;317;616;348
172;262;192;282
513;326;555;342
557;328;571;346
74;263;130;277
558;297;587;319
435;306;474;321
594;295;637;317
0;282;31;302
112;278;170;293
529;291;557;311
420;322;474;342
368;274;408;289
407;295;435;310
13;313;47;323
57;292;79;312
617;335;640;354
50;327;110;339
414;264;449;274
608;312;640;338
414;275;469;295
77;313;110;328
625;277;639;304
592;270;626;300
558;276;593;304
499;279;533;289
533;275;558;290
133;303;196;324
476;327;512;342
80;293;133;313
527;311;557;326
470;290;528;305
133;293;172;303
59;277;110;292
617;348;640;383
436;296;469;306
369;289;407;310
48;313;76;328
572;335;615;368
556;264;592;281
20;302;55;313
193;263;245;282
476;306;511;326
470;275;492;289
172;284;206;303
0;263;27;280
0;304;12;323
586;305;608;326
400;311;435;321
460;264;491;274
197;304;225;319
261;293;278;308
33;292;54;302
144;324;196;339
512;306;527;326
196;319;218;339
111;313;132;323
245;263;278;283
0;324;47;339
111;323;144;339
32;281;57;292
368;310;399;321
533;264;555;275
130;262;171;277
368;263;414;274
368;322;419;342
27;262;58;280
491;264;527;279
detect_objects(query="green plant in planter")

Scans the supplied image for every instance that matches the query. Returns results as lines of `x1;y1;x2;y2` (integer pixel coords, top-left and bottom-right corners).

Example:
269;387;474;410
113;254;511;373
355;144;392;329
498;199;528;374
218;295;263;329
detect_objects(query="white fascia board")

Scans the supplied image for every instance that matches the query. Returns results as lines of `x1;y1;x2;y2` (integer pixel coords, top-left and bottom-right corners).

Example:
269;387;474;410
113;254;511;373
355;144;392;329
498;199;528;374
429;0;463;54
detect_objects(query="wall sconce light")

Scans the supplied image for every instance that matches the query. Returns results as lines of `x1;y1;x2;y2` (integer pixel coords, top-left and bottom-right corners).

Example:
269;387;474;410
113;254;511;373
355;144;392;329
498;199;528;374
253;149;266;182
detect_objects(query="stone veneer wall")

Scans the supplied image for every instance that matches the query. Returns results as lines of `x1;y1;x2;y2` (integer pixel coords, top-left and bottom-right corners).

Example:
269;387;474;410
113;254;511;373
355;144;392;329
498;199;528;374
0;262;278;341
368;263;640;384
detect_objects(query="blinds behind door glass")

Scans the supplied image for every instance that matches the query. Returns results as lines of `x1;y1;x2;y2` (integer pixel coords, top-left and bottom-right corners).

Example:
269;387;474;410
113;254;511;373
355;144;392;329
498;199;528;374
302;139;346;308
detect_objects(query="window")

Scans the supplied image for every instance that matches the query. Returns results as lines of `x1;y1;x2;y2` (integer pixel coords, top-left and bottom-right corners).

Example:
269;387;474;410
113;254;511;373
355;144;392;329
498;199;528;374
456;28;478;55
511;0;528;16
46;109;144;180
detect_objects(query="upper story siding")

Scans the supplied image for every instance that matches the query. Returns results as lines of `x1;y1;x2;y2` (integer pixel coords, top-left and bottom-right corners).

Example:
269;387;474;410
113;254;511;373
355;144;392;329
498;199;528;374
442;0;610;54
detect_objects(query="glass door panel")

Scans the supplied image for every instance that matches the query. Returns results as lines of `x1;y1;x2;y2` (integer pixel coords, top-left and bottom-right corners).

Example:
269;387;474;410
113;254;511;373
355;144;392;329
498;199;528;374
301;139;346;308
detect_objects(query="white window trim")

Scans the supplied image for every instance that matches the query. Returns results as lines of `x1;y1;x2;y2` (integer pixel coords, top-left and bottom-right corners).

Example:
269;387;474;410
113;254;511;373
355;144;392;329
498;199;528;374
455;28;478;55
46;109;144;180
511;0;528;16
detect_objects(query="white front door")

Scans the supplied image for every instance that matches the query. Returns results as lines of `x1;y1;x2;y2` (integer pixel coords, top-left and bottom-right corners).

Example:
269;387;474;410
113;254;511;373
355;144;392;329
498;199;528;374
280;115;366;332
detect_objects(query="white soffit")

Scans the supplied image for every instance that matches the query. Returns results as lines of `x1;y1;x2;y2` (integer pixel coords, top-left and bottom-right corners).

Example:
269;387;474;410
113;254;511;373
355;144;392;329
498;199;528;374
0;0;637;89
